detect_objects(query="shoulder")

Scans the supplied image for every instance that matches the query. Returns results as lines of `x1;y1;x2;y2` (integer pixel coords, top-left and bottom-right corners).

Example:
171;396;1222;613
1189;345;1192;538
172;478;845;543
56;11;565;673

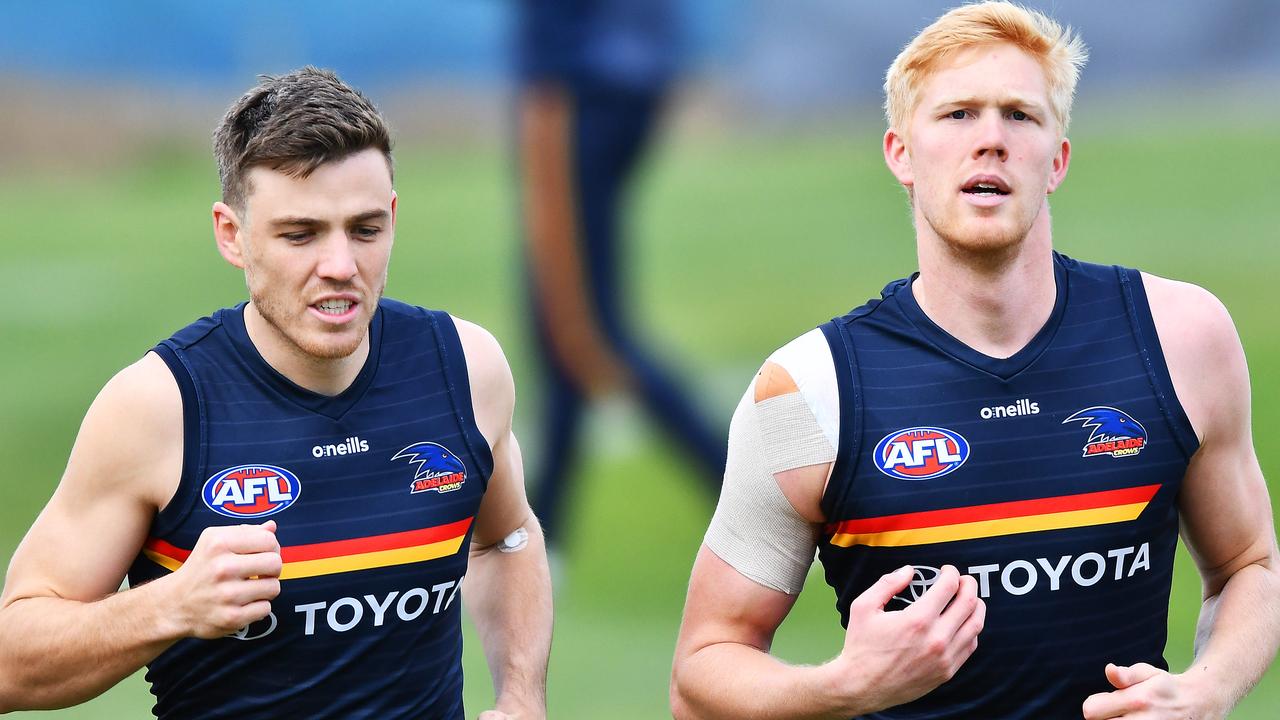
1141;273;1235;336
1140;272;1246;441
742;328;841;523
96;352;183;429
450;316;516;442
72;352;183;508
756;328;840;449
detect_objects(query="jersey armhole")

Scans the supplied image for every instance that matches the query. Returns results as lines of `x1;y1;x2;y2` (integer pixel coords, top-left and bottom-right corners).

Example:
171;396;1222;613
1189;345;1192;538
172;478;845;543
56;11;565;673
1117;268;1201;462
427;311;497;486
149;342;206;537
818;321;862;518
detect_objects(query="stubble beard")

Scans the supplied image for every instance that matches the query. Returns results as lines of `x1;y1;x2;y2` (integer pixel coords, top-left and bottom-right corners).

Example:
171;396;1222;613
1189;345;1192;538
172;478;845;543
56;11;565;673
921;199;1040;258
249;279;386;361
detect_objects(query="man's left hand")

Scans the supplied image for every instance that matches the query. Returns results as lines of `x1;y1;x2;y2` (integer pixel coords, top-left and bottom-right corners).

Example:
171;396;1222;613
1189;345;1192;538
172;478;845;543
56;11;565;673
1081;662;1223;719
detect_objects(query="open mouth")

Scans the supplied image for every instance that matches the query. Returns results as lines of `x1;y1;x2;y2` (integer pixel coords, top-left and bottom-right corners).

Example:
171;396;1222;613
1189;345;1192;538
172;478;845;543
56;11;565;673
962;178;1011;197
313;298;356;316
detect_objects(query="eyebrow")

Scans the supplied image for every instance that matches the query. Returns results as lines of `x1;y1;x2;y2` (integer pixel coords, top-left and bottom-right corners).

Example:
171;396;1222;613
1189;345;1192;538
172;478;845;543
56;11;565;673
268;209;390;228
932;96;1048;114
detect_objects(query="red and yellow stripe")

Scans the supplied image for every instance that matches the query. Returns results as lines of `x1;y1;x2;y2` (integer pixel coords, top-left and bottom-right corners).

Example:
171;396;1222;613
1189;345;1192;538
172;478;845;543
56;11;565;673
143;517;473;580
827;485;1159;548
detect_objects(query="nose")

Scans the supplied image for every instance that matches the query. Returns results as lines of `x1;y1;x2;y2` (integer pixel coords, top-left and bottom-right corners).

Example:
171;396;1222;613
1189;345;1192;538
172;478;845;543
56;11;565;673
972;112;1008;162
316;232;358;282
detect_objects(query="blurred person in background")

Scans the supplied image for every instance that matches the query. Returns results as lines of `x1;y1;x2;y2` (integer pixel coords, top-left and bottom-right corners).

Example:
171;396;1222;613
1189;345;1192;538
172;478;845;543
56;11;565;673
0;67;551;719
671;2;1280;718
515;0;727;549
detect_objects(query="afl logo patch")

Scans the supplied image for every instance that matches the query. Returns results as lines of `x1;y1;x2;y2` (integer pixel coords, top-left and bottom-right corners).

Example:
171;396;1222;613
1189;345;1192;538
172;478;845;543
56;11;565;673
202;465;301;518
874;427;970;481
393;442;468;494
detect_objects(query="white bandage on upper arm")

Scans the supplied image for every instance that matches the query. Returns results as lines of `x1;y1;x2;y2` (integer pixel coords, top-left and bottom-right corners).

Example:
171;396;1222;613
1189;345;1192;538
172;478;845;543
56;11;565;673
703;330;840;595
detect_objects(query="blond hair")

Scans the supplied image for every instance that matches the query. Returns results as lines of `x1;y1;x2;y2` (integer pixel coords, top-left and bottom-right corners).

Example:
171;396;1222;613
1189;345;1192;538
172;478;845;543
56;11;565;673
884;1;1088;136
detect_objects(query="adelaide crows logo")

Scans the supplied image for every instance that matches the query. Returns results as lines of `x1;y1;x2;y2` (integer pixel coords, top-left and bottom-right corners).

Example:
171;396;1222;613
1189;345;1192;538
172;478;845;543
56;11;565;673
1063;406;1147;458
393;442;468;494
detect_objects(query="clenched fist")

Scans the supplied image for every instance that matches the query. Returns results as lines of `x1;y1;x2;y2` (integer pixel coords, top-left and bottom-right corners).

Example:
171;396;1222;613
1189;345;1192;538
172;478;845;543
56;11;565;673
166;521;283;639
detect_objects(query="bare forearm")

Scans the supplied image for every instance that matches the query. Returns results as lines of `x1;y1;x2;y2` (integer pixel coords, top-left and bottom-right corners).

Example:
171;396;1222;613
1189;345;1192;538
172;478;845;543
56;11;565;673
673;644;876;720
1187;562;1280;711
0;582;180;711
465;525;553;716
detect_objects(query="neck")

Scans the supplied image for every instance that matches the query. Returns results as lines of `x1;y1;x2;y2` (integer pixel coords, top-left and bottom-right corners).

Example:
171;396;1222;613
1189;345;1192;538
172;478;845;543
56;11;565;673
243;303;369;396
911;211;1056;359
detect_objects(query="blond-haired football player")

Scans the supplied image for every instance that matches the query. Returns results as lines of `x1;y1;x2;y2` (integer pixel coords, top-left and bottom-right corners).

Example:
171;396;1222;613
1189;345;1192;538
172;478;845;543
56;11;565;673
671;3;1280;718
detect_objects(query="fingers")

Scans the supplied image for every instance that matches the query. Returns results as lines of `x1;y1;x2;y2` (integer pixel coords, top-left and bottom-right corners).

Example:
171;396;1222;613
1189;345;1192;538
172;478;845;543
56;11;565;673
909;565;962;617
235;551;284;580
233;578;282;605
1105;663;1125;690
199;523;281;555
1080;681;1141;717
853;565;916;611
1085;663;1167;718
935;574;980;637
949;579;985;647
1106;662;1160;690
1081;691;1120;720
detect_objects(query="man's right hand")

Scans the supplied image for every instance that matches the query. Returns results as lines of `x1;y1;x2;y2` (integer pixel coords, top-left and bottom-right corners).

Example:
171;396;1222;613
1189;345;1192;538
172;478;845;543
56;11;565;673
829;564;986;711
167;521;283;639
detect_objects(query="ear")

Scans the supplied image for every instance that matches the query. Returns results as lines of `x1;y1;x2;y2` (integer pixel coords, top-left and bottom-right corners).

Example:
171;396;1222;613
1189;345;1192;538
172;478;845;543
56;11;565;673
389;190;398;230
883;128;914;188
1046;137;1071;194
212;202;246;269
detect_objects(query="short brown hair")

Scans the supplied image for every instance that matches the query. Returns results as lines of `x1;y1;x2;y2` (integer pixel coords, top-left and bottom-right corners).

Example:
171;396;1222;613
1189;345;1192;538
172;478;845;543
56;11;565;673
885;1;1088;138
214;66;393;211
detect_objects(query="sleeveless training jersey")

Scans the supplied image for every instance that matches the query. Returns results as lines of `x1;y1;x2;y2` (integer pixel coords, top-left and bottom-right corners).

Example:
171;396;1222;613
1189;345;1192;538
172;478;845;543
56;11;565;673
126;299;492;719
816;253;1199;718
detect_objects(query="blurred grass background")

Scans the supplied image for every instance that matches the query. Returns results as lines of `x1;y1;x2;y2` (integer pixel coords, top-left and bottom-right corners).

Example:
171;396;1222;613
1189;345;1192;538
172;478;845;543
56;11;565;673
1;108;1277;717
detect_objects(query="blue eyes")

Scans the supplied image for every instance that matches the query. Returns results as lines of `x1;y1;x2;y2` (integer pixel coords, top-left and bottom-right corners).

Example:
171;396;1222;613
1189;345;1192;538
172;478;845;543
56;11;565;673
1011;110;1029;121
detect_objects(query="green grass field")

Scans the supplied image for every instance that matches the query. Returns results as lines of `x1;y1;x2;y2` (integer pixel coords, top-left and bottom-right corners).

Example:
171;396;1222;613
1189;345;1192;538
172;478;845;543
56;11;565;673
1;113;1277;717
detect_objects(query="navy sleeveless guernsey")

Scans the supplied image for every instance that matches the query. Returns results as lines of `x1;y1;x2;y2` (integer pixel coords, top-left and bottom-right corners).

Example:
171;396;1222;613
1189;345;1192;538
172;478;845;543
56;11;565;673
126;299;492;719
817;253;1199;719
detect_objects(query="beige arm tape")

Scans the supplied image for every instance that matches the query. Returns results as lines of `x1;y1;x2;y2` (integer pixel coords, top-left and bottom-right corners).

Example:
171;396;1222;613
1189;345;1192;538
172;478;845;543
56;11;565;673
703;384;835;595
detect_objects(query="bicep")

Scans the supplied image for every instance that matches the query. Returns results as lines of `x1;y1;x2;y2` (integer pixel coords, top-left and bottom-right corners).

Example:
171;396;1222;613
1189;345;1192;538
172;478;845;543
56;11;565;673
675;545;801;660
1156;279;1279;593
1;355;181;607
471;429;534;548
450;316;532;546
1179;434;1275;596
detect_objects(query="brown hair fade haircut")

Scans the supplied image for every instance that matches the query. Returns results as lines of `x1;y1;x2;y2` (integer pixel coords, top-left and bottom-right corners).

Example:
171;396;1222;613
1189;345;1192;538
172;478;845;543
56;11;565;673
213;66;393;212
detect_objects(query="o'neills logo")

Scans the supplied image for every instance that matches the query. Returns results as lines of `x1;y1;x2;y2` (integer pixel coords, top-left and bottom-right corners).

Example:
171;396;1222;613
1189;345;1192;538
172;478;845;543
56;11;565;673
312;436;370;458
979;398;1040;420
